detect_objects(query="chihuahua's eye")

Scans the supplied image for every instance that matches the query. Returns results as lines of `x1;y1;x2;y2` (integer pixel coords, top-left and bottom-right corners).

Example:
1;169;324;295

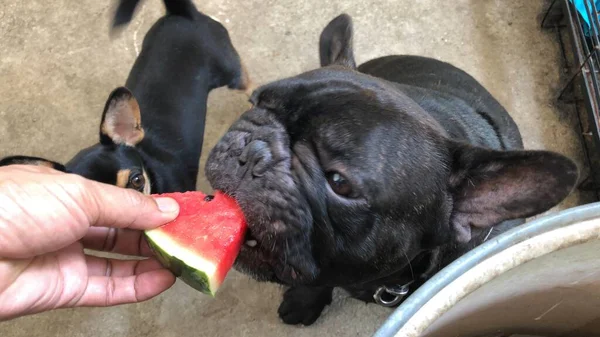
129;173;145;191
326;172;353;197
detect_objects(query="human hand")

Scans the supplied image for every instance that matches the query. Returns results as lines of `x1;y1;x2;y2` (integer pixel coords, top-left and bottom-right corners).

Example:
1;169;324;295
0;165;180;321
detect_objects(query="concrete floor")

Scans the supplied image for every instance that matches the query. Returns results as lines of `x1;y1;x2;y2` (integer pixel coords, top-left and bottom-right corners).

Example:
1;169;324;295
0;0;592;336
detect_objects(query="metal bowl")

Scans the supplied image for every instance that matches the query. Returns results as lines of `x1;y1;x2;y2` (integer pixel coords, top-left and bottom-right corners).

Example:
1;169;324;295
374;202;600;337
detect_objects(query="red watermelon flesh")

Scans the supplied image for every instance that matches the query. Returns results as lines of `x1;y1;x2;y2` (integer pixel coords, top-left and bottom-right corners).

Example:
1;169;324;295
145;191;247;296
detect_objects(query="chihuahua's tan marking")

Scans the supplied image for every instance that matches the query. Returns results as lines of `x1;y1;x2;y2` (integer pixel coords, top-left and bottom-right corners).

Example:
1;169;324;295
116;169;131;188
239;60;255;97
142;170;151;195
38;160;55;168
22;160;55;168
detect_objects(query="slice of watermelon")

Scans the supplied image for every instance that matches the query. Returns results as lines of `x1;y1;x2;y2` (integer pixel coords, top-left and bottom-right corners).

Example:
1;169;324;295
144;191;247;296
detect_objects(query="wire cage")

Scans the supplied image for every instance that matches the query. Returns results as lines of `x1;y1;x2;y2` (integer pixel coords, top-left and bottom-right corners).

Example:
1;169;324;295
542;0;600;201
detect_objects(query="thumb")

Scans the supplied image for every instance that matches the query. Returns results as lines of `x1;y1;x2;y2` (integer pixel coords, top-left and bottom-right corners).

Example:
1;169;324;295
83;179;179;230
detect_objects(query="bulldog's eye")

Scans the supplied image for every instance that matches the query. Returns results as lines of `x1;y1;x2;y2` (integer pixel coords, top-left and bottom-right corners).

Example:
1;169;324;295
129;173;145;191
326;172;353;197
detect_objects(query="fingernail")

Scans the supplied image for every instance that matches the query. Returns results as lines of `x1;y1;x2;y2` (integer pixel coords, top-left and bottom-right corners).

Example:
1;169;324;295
155;197;179;214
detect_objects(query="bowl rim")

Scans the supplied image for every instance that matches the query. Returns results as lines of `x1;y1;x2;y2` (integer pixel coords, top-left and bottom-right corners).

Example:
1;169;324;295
374;201;600;337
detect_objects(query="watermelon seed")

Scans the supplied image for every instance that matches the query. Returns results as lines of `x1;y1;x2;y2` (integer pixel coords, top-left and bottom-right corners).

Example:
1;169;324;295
246;240;257;247
204;195;215;201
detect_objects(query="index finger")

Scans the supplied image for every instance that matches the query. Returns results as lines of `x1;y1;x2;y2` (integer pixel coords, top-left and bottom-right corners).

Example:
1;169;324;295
81;227;154;257
0;168;178;259
80;178;179;231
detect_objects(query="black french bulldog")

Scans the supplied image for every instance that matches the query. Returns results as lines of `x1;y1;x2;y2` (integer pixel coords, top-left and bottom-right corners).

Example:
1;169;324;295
0;0;249;193
205;14;579;325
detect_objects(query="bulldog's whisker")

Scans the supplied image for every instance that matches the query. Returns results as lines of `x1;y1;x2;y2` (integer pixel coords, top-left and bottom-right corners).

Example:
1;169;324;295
283;238;290;265
402;251;415;280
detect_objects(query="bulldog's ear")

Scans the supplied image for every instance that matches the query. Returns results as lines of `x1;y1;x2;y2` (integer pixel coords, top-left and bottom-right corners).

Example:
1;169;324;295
0;155;67;172
319;13;356;69
100;87;144;146
448;142;579;243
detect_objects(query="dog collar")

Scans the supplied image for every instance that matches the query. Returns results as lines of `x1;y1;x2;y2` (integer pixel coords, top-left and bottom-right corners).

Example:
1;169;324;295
373;280;414;307
372;228;494;308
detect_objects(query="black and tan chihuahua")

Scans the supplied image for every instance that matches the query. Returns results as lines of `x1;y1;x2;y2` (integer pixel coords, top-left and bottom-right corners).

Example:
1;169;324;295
0;0;250;194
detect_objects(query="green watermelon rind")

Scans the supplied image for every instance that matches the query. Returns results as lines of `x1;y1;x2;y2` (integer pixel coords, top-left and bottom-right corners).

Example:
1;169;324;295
144;229;218;297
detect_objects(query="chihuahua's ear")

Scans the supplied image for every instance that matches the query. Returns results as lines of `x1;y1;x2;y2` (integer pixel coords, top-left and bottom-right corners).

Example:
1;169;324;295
100;87;145;146
0;155;67;172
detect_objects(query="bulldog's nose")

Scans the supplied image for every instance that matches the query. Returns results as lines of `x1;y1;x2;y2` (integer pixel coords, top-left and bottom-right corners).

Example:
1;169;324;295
239;139;273;177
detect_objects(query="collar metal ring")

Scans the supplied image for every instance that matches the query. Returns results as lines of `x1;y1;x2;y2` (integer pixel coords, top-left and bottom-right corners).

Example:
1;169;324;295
373;284;410;307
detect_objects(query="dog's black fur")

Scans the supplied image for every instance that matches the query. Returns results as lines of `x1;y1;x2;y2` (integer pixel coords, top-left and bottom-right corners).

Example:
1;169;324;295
0;0;249;194
205;14;579;325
